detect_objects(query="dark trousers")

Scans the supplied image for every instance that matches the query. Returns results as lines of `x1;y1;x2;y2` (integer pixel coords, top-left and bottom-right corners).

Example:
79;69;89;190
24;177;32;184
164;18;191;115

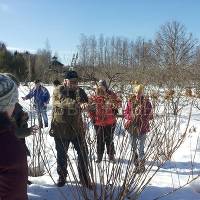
94;124;116;160
54;136;90;185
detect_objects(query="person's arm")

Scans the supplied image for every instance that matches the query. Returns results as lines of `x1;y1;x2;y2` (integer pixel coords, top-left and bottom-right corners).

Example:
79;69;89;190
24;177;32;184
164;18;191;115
15;127;32;138
110;92;122;115
43;87;50;104
15;125;38;138
123;101;133;121
87;96;96;124
23;88;35;100
123;101;134;129
146;100;153;120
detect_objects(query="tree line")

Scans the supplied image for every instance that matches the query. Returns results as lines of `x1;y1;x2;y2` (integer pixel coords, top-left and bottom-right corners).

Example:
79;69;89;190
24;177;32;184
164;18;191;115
77;21;200;88
1;21;200;87
0;43;52;82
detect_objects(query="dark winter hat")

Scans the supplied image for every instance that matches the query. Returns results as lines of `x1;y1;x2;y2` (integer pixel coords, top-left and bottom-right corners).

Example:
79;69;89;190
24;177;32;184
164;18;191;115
4;73;20;87
64;70;78;80
0;74;18;112
98;80;108;90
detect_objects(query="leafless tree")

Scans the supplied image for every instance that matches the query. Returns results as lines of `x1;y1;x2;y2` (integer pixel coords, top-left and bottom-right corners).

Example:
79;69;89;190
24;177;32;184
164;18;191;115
78;34;89;67
153;21;197;69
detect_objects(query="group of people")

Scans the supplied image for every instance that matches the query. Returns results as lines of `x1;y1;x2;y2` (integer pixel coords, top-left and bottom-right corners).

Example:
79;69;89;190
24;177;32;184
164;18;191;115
0;70;153;199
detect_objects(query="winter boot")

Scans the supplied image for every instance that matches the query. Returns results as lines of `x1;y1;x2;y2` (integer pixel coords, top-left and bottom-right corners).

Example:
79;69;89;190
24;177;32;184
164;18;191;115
56;176;66;187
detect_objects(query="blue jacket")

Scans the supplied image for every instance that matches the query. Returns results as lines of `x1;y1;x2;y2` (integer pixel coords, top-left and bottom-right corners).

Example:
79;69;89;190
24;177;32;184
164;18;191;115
25;85;50;108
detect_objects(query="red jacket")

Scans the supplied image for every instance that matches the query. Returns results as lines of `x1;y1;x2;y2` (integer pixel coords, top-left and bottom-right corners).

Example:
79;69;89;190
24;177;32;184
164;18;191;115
89;91;121;126
124;95;153;134
0;115;28;200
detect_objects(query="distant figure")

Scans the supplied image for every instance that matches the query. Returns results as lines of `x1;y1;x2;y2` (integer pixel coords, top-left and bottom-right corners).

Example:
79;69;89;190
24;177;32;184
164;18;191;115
124;84;153;173
50;70;92;188
0;74;28;200
22;80;50;128
88;80;121;163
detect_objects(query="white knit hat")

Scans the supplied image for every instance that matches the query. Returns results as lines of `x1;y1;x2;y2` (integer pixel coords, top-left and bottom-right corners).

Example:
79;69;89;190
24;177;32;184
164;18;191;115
98;80;108;90
0;74;18;112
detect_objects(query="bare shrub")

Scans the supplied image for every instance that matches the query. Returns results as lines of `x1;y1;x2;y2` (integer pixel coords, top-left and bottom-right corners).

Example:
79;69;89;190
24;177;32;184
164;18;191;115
27;72;198;200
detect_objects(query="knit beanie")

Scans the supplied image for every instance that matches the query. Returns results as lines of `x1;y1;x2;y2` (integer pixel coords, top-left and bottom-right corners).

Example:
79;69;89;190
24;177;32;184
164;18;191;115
64;70;78;80
4;73;20;86
0;74;18;112
134;84;144;94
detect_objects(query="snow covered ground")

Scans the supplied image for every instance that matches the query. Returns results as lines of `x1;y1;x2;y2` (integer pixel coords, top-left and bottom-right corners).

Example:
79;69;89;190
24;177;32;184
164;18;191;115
18;84;200;200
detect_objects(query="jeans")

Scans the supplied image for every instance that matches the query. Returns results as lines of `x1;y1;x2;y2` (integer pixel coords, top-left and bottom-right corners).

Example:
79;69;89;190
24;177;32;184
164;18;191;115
129;133;146;160
35;105;48;127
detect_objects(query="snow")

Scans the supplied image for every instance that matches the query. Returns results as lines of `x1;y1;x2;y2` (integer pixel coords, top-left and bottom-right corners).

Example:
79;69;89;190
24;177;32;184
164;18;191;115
17;84;200;200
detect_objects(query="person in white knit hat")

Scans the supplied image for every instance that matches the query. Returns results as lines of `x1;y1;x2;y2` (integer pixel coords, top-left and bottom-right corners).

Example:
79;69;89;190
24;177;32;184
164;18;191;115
124;84;153;173
0;74;28;200
0;74;19;113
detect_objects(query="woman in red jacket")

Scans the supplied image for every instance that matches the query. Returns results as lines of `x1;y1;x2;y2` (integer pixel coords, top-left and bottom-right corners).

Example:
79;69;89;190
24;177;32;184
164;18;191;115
88;80;121;163
124;84;153;172
0;74;28;200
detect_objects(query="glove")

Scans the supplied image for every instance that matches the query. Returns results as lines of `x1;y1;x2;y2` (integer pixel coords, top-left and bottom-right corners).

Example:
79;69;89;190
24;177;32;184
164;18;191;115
30;125;39;135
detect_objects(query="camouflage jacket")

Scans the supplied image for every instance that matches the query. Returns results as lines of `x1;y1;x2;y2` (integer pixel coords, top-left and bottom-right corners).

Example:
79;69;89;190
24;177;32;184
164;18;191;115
50;85;88;139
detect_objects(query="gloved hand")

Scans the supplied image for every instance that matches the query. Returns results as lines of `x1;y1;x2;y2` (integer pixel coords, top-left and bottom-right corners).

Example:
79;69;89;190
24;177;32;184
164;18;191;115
42;102;48;110
30;125;39;134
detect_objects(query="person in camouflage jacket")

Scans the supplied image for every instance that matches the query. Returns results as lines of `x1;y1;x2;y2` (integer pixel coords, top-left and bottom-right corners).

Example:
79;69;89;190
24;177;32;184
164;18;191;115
50;70;92;189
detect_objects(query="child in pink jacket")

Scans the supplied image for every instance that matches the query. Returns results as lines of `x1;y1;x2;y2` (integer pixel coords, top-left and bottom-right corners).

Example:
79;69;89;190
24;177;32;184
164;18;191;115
124;84;153;172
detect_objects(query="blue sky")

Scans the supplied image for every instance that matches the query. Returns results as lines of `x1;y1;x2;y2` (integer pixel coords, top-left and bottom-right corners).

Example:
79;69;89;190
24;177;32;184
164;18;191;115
0;0;200;64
